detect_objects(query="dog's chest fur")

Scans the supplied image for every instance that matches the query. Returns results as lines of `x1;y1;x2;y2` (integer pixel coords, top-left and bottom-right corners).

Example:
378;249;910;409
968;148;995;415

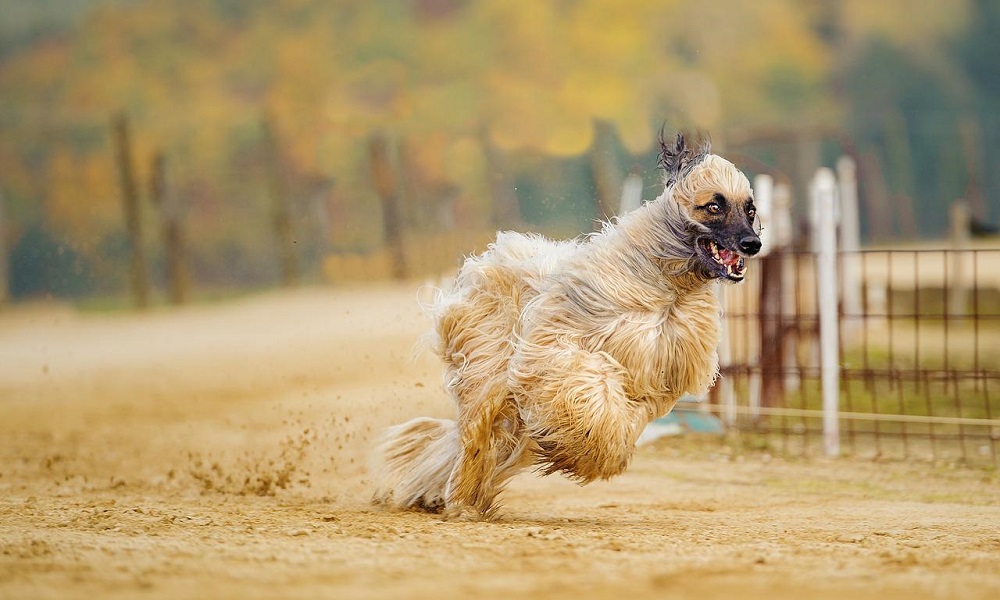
605;290;720;410
551;276;721;417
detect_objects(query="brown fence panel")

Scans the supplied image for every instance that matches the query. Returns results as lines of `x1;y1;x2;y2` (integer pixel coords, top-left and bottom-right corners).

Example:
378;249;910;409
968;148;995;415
714;247;1000;466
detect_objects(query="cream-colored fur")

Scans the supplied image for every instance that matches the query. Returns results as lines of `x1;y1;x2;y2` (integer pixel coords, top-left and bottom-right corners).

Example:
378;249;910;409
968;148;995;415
374;149;754;520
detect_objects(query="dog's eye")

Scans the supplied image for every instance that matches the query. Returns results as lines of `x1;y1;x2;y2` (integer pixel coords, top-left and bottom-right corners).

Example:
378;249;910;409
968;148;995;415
706;202;723;215
747;206;756;219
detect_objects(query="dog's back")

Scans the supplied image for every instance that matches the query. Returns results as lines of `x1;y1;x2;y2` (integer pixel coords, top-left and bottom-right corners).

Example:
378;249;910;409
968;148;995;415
433;231;577;387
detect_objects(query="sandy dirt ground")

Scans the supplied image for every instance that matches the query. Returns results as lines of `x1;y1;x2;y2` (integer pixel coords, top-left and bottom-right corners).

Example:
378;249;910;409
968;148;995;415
1;284;999;600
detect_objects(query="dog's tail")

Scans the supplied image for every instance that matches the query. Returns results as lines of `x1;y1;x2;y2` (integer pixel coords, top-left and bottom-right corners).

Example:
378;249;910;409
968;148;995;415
371;417;460;511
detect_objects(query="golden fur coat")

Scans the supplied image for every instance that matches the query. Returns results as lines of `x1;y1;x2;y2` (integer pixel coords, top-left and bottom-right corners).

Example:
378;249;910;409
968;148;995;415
374;134;760;520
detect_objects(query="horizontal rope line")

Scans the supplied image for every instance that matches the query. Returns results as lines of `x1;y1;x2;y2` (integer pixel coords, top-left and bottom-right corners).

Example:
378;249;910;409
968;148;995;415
695;403;1000;427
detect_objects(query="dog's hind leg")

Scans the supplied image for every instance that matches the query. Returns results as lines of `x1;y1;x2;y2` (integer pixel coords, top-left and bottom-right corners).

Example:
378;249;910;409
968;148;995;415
432;267;534;519
443;387;532;521
370;395;528;518
512;346;650;482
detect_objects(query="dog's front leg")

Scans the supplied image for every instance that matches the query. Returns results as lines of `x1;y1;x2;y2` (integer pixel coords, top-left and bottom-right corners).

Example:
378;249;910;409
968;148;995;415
513;346;648;482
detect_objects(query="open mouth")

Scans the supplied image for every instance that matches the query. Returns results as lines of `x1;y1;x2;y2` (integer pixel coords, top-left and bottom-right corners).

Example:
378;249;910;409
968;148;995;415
699;239;747;281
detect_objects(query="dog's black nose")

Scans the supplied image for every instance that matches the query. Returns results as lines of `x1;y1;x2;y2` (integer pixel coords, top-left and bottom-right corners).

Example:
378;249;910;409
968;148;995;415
739;236;762;255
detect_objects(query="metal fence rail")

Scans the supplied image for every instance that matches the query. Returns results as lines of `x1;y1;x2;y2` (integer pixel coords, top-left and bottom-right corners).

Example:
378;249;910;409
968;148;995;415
714;247;1000;465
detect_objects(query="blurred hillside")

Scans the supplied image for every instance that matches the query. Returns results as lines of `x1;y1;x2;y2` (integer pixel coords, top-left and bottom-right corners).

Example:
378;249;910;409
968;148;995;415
0;0;997;301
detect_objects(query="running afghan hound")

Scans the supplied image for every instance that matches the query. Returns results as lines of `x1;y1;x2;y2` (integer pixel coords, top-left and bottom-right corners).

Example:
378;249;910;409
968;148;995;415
373;131;761;520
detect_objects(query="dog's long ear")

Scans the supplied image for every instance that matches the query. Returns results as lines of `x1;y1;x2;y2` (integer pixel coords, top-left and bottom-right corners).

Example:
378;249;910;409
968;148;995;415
658;128;711;187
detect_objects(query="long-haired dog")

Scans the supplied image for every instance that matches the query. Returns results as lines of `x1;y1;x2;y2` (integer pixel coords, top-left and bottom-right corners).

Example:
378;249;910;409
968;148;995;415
373;132;761;520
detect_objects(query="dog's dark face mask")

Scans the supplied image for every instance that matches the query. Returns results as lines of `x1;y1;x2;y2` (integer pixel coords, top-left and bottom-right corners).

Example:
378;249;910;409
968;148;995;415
657;130;760;283
690;191;761;282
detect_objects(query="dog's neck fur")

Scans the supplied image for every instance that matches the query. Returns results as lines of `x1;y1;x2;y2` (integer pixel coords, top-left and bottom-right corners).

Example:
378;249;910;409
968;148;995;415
583;184;712;306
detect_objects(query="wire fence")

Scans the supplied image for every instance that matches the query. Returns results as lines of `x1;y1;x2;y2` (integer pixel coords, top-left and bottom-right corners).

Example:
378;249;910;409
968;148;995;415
713;247;1000;466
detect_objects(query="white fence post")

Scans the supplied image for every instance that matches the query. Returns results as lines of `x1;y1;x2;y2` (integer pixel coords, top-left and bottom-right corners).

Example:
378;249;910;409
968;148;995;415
619;172;643;214
837;156;862;337
747;174;773;420
716;282;736;426
755;174;774;257
813;168;840;458
773;183;798;392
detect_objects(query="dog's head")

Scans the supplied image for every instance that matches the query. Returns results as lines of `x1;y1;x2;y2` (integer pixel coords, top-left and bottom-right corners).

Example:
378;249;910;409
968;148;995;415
658;131;760;282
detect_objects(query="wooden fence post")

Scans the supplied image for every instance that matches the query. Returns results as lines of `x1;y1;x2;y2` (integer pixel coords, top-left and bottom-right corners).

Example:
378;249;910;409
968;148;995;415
813;168;840;458
261;114;299;287
857;152;893;241
482;127;521;230
949;199;970;318
958;117;986;220
369;132;407;280
589;119;622;229
150;152;189;305
112;111;150;309
795;135;821;222
0;187;7;304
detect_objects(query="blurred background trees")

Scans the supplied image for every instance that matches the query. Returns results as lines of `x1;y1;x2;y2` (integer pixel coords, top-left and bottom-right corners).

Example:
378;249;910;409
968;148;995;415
0;0;996;301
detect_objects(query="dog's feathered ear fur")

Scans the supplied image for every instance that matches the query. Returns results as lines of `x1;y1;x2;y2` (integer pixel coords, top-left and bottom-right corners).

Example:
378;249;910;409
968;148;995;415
658;128;711;188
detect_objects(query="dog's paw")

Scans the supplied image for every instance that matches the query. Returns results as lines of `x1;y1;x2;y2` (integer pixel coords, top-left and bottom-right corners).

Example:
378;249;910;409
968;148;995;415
441;504;483;522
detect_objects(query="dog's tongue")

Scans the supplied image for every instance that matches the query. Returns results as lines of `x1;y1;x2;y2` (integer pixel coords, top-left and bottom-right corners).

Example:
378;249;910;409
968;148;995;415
718;248;738;266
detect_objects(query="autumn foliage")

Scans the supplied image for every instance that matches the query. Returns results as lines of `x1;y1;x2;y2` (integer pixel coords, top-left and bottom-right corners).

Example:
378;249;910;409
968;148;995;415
0;0;992;299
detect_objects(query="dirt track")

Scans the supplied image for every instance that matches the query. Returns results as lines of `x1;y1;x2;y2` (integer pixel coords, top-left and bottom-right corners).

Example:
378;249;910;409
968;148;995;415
2;284;999;600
